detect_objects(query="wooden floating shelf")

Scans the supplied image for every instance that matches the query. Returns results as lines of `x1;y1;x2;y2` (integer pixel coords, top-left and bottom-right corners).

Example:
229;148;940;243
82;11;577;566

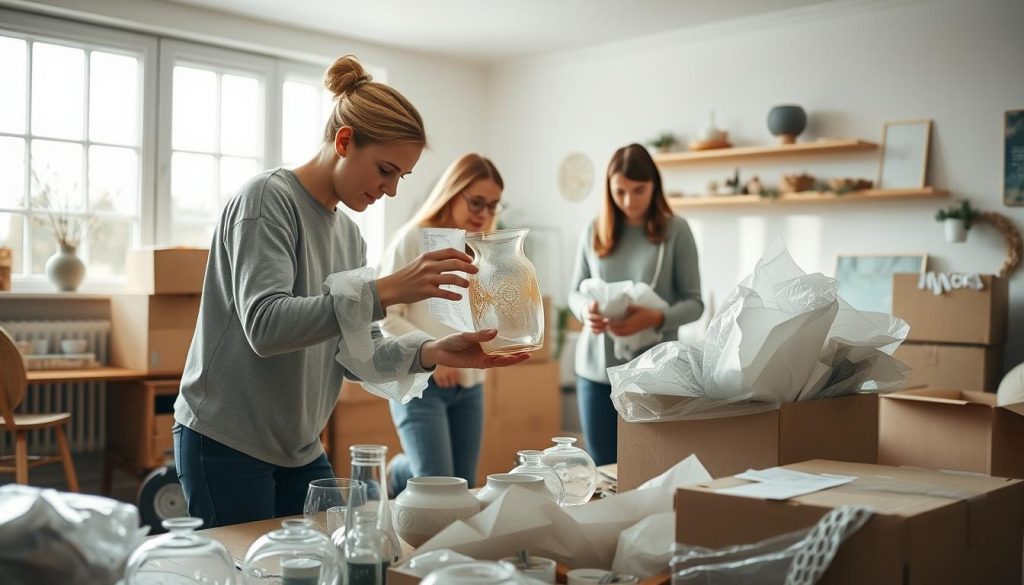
668;187;949;209
653;138;878;165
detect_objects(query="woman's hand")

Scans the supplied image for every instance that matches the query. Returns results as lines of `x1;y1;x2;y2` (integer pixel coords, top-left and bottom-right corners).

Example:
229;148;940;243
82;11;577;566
419;330;530;370
432;365;461;388
586;301;609;334
607;305;664;337
376;248;477;309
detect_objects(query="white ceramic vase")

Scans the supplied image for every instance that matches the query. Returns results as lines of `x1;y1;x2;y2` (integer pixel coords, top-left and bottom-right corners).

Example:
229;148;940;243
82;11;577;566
393;477;480;547
944;218;967;243
475;473;553;508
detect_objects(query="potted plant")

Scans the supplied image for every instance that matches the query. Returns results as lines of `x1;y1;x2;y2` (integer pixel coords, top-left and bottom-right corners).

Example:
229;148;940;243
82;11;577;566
935;200;979;243
32;174;101;291
646;132;677;154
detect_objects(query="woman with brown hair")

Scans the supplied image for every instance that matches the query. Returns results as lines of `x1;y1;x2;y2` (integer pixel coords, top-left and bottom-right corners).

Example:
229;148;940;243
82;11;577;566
568;143;703;465
378;153;506;493
174;57;526;528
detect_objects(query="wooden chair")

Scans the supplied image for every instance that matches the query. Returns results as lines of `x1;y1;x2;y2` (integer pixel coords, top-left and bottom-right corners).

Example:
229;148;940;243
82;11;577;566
0;328;79;491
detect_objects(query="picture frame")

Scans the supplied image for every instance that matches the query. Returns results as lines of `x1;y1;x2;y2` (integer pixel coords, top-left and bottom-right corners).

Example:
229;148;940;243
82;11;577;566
1005;109;1024;207
834;253;929;314
877;119;932;190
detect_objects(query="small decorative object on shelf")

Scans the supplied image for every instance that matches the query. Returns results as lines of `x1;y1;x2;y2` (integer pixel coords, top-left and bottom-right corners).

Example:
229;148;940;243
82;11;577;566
935;200;979;243
645;131;678;154
828;178;874;195
689;110;731;151
767;104;807;144
723;169;741;195
935;202;1021;277
744;176;764;196
32;180;101;292
0;247;10;291
780;173;816;194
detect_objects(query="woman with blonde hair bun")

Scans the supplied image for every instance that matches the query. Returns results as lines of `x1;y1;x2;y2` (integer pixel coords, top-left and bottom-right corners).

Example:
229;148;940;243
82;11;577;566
379;153;507;493
174;57;527;528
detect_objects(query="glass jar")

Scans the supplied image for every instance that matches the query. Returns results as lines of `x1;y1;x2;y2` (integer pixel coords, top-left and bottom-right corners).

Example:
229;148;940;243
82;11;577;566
349;444;401;563
241;518;339;585
421;561;518;585
509;450;564;506
466;228;544;355
125;517;236;585
343;507;396;585
541;437;597;506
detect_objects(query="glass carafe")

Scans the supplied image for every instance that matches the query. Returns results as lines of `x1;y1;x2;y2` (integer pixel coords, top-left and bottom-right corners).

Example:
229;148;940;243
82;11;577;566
541;437;597;506
343;508;396;585
241;518;339;585
466;228;544;355
349;444;401;563
509;450;564;506
125;517;236;585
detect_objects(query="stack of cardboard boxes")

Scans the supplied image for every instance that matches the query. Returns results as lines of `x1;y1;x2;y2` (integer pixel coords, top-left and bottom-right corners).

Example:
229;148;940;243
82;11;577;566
892;273;1008;392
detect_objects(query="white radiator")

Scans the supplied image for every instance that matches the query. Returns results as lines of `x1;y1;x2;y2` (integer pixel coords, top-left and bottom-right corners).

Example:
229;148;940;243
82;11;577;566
1;320;111;454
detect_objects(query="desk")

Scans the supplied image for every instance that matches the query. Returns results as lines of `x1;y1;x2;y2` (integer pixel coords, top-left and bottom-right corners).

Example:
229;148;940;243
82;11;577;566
196;516;299;562
26;367;149;384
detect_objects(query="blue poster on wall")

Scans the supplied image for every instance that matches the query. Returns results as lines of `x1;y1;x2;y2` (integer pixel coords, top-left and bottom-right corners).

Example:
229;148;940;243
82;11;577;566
1006;109;1024;206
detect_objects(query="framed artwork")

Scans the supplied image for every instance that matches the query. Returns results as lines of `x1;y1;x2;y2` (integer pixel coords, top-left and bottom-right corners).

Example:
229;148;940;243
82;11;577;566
834;253;928;313
1005;109;1024;206
877;119;932;190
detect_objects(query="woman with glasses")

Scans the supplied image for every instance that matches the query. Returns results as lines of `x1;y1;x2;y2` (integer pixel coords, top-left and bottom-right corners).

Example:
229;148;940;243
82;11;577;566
174;57;527;528
378;153;507;494
568;143;703;466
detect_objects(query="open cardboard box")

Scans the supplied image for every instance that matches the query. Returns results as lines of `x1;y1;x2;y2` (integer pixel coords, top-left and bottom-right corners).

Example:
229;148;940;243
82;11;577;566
617;393;878;489
879;388;1024;478
892;273;1008;346
676;460;1024;584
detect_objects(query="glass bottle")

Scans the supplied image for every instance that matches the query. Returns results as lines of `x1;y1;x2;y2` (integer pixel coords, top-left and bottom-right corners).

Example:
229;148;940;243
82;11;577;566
241;518;339;585
541;436;597;506
509;450;564;506
125;517;236;585
344;508;397;585
466;228;544;355
350;444;401;562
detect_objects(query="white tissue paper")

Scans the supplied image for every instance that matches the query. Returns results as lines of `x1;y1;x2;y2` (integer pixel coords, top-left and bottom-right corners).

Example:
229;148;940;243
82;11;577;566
609;239;911;422
0;484;148;585
579;278;671;360
413;455;711;578
324;267;434;403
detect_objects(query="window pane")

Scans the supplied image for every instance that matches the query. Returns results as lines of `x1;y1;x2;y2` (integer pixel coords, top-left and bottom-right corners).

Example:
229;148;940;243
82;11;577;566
0;212;25;273
220;74;260;157
171;151;216;217
31;42;85;140
220;156;258;204
172;66;217;152
31;140;84;211
90;51;139;146
86;217;132;277
173;221;215;248
89;145;138;214
30;214;57;275
0;137;26;209
282;80;321;166
0;36;27;134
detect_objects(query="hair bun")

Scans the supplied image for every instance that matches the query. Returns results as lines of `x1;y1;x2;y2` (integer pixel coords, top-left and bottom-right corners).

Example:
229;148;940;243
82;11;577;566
324;55;373;98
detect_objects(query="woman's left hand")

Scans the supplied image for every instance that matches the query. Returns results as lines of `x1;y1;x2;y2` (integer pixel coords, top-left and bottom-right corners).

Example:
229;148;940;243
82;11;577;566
419;330;530;370
607;305;664;337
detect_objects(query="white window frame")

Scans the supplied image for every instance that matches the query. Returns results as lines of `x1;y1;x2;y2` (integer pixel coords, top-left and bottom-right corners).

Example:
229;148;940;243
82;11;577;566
0;8;157;291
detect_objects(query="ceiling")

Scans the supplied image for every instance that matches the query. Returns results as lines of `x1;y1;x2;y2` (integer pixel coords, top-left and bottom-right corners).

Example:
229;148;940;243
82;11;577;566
160;0;833;63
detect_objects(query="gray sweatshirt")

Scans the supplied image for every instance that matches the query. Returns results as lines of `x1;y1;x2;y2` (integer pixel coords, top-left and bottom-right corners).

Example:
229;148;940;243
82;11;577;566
175;168;430;467
568;216;704;383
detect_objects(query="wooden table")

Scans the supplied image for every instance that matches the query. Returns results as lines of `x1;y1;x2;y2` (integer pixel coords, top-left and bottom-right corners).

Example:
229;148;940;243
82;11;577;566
197;516;299;563
26;366;149;384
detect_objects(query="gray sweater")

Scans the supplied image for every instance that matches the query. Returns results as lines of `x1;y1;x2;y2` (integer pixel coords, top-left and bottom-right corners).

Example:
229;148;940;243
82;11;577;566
175;169;430;467
568;216;704;383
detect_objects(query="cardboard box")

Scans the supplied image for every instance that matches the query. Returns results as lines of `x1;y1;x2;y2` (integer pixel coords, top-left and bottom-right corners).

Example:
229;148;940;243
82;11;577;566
126;247;208;294
675;460;1024;585
327;398;402;473
879;388;1024;479
617;394;878;490
895;342;1003;392
110;294;201;374
892;273;1008;346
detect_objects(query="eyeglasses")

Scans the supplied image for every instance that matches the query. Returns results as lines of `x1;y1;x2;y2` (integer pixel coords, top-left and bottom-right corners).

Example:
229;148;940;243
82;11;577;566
461;194;507;215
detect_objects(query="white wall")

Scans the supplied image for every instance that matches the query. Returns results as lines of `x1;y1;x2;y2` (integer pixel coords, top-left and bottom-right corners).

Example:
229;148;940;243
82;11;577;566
484;0;1024;368
13;0;489;235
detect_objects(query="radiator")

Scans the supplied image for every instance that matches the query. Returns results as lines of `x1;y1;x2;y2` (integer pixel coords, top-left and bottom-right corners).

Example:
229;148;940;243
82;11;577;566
1;320;110;454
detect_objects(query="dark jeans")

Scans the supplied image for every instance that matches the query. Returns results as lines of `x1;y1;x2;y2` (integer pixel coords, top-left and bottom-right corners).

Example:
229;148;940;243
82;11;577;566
576;376;618;466
173;424;334;528
388;378;484;495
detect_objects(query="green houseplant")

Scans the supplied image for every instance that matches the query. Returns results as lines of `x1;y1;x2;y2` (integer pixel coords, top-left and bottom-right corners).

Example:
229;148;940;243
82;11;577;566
935;200;979;243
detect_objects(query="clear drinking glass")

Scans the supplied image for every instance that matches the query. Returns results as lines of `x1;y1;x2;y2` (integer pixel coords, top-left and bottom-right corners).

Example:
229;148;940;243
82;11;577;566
303;478;366;541
466;228;544;355
509;450;565;506
349;444;401;563
541;437;598;506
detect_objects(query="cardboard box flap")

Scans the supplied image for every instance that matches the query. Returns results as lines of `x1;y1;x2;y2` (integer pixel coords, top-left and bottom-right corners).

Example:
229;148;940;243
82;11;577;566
999;402;1024;418
882;389;996;407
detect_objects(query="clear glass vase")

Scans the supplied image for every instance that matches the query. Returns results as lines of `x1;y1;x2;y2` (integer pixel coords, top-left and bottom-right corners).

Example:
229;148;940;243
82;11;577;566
508;450;564;506
242;518;340;585
541;437;597;506
125;517;236;585
466;228;544;355
349;444;401;563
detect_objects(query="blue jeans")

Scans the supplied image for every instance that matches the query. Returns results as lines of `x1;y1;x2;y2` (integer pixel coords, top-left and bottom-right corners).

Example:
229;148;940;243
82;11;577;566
173;424;334;528
576;377;618;466
388;378;483;494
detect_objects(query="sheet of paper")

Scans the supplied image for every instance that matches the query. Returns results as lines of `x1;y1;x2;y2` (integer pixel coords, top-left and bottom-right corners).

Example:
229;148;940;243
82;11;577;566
716;467;856;500
420;228;475;333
